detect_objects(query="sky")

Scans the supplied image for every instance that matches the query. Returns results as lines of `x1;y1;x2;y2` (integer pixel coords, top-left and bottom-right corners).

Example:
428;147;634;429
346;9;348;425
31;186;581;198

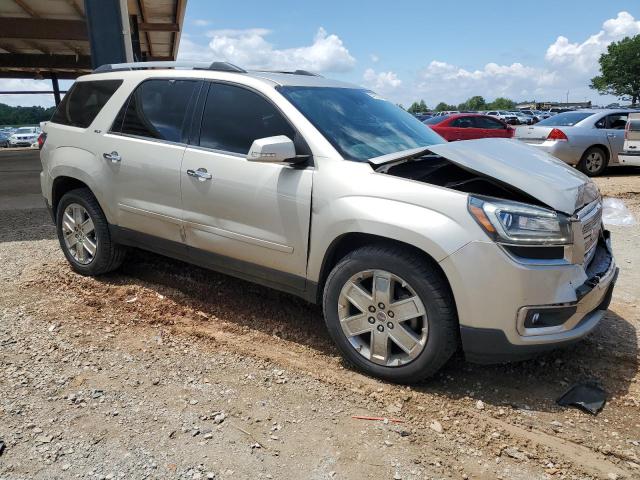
1;0;638;108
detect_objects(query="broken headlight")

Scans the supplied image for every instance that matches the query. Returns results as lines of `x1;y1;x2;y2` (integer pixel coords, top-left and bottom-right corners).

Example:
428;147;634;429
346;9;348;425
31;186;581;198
468;196;573;245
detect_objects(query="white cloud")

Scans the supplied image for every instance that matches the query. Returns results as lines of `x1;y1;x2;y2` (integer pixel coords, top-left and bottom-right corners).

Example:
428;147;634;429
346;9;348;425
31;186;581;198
193;19;210;27
201;27;355;72
370;54;379;63
363;68;401;92
397;10;640;106
545;11;640;73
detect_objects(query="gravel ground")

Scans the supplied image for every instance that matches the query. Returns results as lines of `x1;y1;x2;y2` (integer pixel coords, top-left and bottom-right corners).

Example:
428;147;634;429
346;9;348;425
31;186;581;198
0;165;639;479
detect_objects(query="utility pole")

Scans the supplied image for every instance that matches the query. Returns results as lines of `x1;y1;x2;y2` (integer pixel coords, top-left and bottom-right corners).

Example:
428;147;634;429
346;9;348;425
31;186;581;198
566;90;569;106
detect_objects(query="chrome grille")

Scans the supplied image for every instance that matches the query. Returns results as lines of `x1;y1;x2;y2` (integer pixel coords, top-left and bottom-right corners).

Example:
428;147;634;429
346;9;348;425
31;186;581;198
578;201;602;265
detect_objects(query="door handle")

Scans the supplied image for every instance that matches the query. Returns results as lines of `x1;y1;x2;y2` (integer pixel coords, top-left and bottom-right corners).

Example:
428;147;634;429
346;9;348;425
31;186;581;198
606;133;616;138
187;168;212;181
103;151;121;163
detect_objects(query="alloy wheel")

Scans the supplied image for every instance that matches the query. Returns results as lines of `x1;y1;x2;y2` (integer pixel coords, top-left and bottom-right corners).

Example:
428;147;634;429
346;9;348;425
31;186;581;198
584;151;604;173
61;203;98;265
337;269;428;367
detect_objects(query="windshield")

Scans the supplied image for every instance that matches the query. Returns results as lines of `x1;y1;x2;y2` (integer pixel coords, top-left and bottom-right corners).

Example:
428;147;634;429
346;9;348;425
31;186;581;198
15;128;35;134
537;112;593;126
278;86;444;161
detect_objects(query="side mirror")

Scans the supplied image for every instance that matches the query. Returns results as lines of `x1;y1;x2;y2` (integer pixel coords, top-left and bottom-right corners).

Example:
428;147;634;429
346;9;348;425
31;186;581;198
247;135;296;163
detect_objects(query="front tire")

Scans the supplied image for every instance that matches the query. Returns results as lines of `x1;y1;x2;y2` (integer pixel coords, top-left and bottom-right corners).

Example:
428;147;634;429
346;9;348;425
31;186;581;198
578;147;608;176
322;245;458;383
56;188;126;276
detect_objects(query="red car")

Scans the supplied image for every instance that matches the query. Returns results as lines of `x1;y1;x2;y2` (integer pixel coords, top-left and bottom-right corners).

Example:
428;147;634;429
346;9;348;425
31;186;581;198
423;113;514;141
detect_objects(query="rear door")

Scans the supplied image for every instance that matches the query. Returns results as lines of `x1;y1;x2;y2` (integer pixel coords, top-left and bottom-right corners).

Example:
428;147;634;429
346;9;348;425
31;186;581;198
449;117;475;140
473;115;512;138
600;112;629;163
101;78;201;242
180;81;313;285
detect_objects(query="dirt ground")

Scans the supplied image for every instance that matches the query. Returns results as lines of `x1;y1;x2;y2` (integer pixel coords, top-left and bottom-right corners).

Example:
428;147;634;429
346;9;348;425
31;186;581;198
1;154;639;479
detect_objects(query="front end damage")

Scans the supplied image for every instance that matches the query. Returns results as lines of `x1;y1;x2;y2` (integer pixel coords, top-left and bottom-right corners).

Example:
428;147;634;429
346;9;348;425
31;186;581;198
372;138;617;363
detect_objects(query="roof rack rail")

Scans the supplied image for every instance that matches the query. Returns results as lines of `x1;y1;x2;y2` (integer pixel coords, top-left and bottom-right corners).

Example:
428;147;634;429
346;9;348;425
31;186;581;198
93;61;247;74
255;69;323;77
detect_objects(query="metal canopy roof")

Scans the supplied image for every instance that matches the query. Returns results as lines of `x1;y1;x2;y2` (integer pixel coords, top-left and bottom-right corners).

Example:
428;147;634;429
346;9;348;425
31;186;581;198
0;0;187;80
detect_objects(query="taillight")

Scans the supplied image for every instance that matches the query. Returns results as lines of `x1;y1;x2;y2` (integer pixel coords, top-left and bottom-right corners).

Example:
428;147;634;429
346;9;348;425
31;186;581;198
37;132;47;149
547;128;568;141
625;122;629;140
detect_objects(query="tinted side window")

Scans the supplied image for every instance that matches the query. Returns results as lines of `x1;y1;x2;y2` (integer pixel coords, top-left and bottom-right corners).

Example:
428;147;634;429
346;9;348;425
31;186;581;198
606;114;628;130
120;79;198;142
474;116;505;129
199;83;295;154
451;117;473;128
51;80;122;128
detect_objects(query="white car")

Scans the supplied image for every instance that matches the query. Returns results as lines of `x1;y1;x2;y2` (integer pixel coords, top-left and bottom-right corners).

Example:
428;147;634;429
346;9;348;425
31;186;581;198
40;61;617;382
485;111;518;125
619;112;640;166
9;126;40;147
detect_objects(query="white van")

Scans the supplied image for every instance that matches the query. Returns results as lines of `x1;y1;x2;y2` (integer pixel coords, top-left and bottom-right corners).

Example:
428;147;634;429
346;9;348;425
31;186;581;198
620;112;640;166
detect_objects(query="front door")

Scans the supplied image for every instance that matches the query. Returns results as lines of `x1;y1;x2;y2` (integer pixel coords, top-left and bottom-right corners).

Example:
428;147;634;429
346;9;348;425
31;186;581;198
180;82;313;287
102;78;201;242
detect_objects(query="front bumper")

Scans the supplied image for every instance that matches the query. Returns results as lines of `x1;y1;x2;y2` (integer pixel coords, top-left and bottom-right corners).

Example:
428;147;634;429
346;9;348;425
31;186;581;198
440;232;617;364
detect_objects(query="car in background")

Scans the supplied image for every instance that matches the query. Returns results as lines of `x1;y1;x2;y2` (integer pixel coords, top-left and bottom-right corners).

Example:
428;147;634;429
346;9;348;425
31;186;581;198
432;110;460;117
0;132;10;147
548;107;574;114
619;112;640;166
413;112;434;122
8;126;40;147
511;111;535;125
486;111;519;125
423;113;514;141
514;109;631;176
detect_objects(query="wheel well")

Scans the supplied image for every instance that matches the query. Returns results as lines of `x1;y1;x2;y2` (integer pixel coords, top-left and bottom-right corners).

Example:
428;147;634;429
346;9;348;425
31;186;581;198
316;233;454;306
51;176;90;219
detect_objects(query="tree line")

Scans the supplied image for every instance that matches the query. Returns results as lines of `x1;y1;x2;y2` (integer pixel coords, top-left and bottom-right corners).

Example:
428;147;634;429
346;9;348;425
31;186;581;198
0;103;55;126
405;96;516;114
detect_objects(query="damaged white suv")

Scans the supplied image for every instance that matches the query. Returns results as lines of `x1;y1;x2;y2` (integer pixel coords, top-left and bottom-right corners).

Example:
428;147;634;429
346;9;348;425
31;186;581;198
40;62;617;383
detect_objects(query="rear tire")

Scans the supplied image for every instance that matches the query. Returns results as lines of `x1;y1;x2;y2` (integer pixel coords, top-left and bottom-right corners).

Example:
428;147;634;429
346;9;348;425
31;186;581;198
578;147;608;176
322;245;458;383
56;188;126;276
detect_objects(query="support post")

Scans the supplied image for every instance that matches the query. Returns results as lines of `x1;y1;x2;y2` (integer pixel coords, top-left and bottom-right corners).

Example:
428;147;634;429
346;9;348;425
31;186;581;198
51;73;61;106
83;0;130;68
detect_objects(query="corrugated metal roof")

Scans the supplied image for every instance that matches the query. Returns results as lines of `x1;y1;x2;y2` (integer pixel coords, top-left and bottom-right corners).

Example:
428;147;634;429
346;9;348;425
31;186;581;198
0;0;187;79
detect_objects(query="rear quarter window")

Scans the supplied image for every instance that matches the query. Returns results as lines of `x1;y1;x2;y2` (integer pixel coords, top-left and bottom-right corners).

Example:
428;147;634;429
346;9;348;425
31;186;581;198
50;80;123;128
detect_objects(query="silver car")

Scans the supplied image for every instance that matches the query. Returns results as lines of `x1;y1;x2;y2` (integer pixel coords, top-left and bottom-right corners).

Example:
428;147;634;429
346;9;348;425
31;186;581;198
515;109;631;176
40;62;617;383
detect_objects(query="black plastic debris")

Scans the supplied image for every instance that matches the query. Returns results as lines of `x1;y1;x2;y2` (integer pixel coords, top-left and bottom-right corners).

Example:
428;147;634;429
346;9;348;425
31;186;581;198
556;382;606;415
0;439;5;456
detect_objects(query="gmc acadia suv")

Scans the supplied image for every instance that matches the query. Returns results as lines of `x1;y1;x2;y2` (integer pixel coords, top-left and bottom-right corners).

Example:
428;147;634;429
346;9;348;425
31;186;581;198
40;61;618;383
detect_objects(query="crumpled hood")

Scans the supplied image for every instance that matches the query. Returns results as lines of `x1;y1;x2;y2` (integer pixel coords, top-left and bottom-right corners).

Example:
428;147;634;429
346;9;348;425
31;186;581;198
428;138;598;214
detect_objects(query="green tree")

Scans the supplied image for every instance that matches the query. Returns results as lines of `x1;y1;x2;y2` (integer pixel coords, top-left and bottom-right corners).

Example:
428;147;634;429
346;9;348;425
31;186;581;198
407;99;429;113
465;95;486;111
590;35;640;104
0;103;55;126
488;97;516;110
434;102;456;112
